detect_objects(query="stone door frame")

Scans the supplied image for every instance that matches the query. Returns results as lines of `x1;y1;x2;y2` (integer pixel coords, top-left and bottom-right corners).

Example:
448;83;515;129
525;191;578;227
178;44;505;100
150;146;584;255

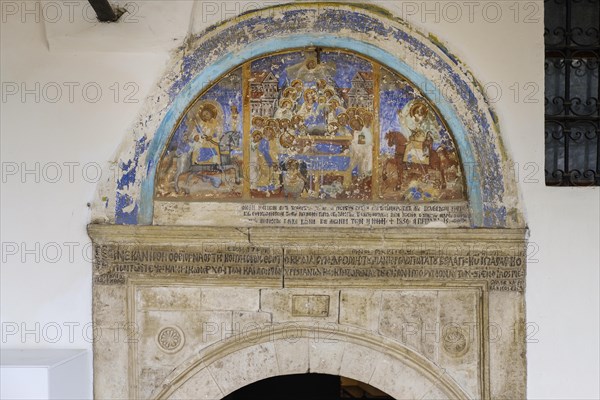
88;225;527;399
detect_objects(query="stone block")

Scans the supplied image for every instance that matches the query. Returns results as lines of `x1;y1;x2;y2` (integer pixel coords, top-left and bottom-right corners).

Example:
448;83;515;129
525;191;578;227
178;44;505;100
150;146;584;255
274;337;310;375
169;367;223;400
308;337;345;376
378;290;438;361
261;289;339;323
136;286;203;310
208;342;279;396
339;343;380;384
339;289;381;331
201;287;260;312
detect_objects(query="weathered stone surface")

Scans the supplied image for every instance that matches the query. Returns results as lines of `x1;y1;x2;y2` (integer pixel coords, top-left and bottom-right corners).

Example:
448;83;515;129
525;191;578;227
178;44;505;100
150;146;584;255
89;224;527;399
207;342;279;396
87;2;529;399
232;311;272;329
201;288;260;312
261;288;339;323
339;289;381;331
135;309;230;399
137;286;202;310
92;285;129;400
168;367;223;400
488;291;527;399
438;289;482;399
89;225;527;292
292;295;330;317
378;290;440;361
273;337;310;375
369;353;448;400
339;343;381;384
308;336;346;376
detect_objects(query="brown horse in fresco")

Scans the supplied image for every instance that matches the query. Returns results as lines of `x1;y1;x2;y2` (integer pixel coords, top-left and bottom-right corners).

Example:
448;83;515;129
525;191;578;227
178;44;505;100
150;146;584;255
384;131;459;190
383;131;408;189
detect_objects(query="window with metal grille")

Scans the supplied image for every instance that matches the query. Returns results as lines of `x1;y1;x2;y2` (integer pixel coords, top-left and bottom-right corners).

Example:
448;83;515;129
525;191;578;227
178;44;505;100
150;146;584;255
545;0;599;186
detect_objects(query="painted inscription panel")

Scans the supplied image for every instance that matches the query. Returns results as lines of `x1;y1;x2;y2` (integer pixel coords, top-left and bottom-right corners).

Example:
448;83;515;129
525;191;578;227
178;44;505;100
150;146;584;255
155;50;465;203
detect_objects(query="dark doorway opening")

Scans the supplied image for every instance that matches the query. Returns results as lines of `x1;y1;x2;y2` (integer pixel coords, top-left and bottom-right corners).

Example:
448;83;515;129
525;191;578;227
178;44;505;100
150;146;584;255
222;373;394;399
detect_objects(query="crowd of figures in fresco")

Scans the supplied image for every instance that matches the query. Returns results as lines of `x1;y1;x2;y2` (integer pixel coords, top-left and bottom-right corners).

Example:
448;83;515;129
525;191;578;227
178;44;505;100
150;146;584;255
155;50;465;202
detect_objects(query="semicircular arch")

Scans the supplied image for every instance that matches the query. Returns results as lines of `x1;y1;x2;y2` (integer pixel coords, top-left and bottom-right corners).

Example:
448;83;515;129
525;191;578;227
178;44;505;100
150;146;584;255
95;3;522;228
152;323;473;400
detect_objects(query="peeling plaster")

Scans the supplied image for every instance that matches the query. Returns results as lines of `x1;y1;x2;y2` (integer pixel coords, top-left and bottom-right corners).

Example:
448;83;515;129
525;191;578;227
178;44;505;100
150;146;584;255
92;3;523;228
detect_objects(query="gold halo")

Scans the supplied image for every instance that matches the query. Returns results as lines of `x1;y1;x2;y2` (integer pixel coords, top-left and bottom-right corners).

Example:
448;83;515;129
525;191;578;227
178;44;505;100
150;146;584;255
252;130;263;142
197;103;218;122
283;87;297;98
409;101;429;119
349;116;364;131
279;98;293;108
252;116;265;127
337;113;349;123
279;133;295;148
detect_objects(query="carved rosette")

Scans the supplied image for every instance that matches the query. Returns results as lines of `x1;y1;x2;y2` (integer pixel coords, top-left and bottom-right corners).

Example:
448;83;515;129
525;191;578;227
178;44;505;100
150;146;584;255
156;326;185;354
442;326;469;357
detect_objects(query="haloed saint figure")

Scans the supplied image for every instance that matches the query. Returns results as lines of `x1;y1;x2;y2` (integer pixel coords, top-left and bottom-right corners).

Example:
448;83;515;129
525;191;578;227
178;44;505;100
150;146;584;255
155;69;243;199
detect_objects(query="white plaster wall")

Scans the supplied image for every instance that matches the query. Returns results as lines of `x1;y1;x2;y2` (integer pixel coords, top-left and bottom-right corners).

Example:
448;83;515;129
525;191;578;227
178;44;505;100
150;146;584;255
0;1;597;399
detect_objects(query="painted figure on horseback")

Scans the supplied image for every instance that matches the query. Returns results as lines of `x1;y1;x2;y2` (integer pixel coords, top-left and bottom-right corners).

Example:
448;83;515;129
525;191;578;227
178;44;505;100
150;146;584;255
384;100;458;190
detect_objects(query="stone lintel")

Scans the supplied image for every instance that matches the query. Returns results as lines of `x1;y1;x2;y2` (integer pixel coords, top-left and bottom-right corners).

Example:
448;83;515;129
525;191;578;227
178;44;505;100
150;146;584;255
88;224;528;292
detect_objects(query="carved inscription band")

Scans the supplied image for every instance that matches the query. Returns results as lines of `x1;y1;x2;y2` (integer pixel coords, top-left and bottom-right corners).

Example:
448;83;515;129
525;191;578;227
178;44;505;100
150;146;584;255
92;240;526;292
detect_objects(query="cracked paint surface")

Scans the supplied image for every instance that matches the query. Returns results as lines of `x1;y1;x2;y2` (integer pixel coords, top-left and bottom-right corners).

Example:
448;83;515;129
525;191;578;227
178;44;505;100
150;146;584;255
92;3;523;228
155;49;467;206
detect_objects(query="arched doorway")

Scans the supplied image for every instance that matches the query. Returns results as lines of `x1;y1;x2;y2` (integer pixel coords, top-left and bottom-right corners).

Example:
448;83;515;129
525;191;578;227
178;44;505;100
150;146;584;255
221;374;393;400
151;322;473;400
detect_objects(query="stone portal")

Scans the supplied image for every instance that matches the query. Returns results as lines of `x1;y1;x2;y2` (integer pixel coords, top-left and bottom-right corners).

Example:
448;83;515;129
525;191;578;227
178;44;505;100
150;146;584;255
89;4;527;399
89;226;526;399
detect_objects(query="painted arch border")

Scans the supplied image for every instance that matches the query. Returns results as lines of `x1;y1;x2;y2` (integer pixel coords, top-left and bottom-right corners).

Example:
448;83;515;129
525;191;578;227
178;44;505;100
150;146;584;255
107;3;522;228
